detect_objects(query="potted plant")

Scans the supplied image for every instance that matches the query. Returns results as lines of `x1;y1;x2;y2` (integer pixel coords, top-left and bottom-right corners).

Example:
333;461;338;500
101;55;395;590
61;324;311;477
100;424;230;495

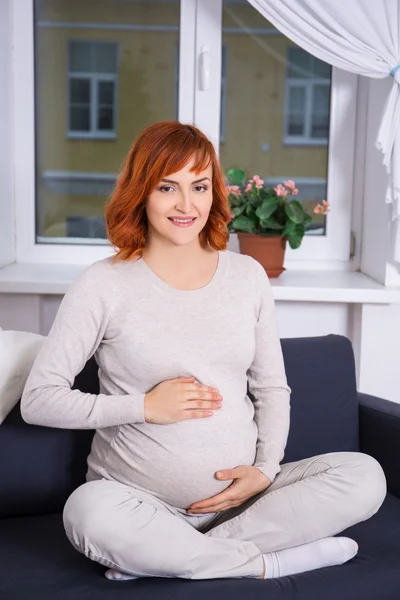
226;168;329;277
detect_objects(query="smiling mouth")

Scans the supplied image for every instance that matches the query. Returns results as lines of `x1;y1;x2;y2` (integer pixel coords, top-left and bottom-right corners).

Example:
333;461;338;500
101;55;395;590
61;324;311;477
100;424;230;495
167;217;197;227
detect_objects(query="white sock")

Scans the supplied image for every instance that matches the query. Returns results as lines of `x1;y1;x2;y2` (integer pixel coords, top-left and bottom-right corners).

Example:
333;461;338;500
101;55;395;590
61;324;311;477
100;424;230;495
263;536;358;579
105;569;140;581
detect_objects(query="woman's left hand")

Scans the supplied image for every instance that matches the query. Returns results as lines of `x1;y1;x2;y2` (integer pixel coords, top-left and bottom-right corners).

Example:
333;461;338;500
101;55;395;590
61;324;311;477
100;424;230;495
186;465;272;514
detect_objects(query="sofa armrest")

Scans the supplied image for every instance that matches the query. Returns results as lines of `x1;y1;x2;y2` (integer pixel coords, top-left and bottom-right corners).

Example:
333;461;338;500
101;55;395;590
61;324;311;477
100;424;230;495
358;392;400;498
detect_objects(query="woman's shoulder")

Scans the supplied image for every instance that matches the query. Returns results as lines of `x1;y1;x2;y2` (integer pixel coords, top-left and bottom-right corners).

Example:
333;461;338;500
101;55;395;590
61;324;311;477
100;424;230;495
224;250;266;280
74;257;115;284
77;256;139;283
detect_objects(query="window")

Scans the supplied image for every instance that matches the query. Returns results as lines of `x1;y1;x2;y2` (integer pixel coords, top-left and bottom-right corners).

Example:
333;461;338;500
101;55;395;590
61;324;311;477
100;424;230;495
11;0;356;266
216;0;355;264
68;41;118;138
284;47;331;145
219;3;331;236
29;0;181;253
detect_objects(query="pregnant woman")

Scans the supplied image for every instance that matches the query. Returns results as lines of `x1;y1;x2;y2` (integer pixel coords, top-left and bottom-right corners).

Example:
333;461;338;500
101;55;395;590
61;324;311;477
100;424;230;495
21;121;386;581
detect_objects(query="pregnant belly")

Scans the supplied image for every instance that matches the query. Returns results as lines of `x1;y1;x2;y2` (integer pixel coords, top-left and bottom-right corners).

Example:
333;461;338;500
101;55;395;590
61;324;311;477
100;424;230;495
101;416;258;509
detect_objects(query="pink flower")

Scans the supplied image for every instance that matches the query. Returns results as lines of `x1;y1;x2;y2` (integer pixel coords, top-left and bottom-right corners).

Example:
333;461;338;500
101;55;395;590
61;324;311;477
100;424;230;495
292;188;299;195
274;184;288;197
283;180;296;191
252;175;264;189
226;185;241;197
245;182;253;192
313;201;330;215
230;212;235;221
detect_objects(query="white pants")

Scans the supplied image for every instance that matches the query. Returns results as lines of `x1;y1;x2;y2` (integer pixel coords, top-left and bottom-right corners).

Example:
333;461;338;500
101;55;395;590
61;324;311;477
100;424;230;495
63;451;386;580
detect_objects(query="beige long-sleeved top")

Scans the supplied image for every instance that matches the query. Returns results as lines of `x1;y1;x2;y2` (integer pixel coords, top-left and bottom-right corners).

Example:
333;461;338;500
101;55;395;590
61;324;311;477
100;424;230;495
21;250;291;509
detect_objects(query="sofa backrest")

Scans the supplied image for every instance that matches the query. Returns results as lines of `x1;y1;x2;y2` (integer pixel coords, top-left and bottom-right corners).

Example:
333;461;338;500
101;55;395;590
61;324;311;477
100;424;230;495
279;334;359;463
0;334;359;518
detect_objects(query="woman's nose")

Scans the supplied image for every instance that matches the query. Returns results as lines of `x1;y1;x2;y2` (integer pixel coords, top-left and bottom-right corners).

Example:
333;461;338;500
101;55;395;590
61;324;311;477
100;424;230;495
175;191;193;212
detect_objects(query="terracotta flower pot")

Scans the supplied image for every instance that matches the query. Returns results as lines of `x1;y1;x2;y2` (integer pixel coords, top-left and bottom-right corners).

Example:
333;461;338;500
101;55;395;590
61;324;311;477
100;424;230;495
237;233;287;278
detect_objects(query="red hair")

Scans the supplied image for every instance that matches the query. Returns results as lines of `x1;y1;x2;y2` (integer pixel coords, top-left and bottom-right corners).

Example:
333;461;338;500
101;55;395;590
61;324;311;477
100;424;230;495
105;121;231;262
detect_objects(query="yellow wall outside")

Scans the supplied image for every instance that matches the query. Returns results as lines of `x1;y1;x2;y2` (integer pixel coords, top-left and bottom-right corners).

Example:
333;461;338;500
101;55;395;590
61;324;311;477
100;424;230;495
35;0;327;237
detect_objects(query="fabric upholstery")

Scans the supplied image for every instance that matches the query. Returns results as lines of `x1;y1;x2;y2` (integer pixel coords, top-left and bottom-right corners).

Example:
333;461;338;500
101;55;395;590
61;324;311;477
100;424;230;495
359;392;400;498
0;328;45;423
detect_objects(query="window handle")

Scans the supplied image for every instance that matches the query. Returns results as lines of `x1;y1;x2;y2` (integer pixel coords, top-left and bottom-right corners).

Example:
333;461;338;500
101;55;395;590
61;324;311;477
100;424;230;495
199;46;210;90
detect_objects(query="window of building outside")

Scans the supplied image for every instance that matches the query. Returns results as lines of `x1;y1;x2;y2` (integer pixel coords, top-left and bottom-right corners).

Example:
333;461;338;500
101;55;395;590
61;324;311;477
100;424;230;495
32;0;338;248
284;47;331;146
68;41;118;139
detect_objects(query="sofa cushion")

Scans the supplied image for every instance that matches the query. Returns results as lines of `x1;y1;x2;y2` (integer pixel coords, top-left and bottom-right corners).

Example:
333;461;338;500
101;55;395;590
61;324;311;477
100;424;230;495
0;494;398;600
280;334;359;464
0;360;97;517
0;328;45;424
0;335;359;518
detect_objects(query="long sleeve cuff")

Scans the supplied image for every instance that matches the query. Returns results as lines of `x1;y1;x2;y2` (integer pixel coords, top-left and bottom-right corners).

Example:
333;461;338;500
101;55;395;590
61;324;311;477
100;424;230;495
118;393;146;426
254;460;281;484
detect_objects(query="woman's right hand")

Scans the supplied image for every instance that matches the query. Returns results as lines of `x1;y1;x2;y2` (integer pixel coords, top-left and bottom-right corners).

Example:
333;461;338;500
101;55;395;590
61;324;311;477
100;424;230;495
144;377;223;424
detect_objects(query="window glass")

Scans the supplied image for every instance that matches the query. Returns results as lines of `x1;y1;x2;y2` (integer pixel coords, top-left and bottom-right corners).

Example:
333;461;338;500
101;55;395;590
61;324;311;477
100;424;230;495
34;0;180;242
221;0;332;234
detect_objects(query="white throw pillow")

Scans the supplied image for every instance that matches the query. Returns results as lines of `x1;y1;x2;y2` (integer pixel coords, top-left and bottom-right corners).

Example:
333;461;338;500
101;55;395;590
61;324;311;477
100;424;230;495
0;327;46;424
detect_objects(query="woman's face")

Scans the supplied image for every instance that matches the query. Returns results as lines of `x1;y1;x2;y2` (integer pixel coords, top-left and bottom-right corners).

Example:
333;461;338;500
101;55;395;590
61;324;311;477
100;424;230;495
145;157;213;247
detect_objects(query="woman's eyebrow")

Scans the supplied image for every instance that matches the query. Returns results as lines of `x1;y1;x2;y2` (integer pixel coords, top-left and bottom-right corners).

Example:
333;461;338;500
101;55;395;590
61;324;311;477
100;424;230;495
161;177;211;185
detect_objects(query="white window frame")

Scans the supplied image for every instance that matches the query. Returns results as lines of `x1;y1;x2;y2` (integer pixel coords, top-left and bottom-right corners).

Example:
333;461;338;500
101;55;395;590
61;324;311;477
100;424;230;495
67;40;119;140
285;68;357;266
174;40;227;142
10;0;357;269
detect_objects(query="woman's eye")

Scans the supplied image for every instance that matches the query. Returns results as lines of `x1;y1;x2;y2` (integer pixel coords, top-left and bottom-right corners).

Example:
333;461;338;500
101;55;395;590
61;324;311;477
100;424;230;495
194;185;208;192
159;185;174;192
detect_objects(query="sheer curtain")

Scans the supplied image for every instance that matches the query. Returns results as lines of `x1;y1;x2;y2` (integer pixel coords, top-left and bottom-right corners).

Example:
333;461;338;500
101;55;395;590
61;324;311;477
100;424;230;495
248;0;400;261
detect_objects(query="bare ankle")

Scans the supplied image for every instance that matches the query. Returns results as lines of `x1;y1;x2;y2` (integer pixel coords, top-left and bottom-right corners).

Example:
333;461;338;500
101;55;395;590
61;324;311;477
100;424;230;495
257;557;266;579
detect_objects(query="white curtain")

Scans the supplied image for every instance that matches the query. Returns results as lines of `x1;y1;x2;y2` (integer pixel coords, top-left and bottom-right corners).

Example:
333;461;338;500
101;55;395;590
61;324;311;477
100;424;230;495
248;0;400;261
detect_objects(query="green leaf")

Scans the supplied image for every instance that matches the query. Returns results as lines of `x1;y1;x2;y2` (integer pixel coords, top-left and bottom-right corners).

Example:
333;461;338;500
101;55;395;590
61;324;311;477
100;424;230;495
282;220;296;236
303;213;313;225
287;223;305;249
226;168;246;187
228;193;243;208
260;216;284;231
285;200;307;224
232;205;245;217
232;215;256;234
247;190;262;208
245;204;257;219
255;197;279;221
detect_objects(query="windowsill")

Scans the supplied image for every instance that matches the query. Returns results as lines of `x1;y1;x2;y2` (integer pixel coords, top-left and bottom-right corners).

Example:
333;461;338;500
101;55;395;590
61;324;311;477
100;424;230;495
1;262;400;304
